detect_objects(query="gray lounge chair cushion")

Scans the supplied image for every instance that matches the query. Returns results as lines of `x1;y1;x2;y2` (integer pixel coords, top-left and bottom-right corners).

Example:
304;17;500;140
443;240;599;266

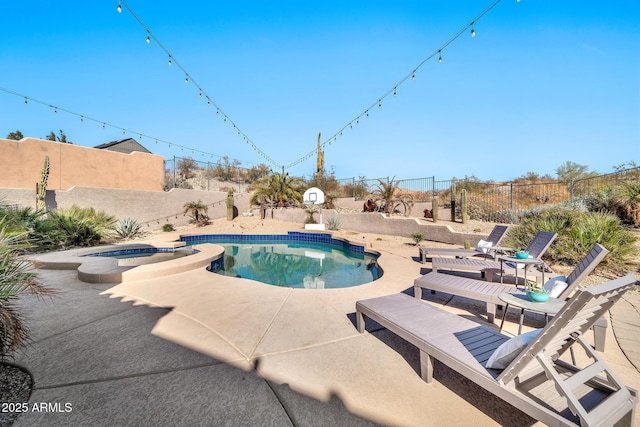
485;329;541;369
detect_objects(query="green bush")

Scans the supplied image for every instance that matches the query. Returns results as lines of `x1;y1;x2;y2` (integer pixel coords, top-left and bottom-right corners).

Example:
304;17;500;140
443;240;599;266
504;205;638;273
114;218;145;240
162;223;175;232
410;232;425;246
47;206;116;247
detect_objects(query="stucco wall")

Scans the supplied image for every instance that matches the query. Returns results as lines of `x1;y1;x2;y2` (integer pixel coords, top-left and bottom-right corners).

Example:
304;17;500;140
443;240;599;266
0;189;486;245
269;208;488;246
0;137;164;191
0;187;251;230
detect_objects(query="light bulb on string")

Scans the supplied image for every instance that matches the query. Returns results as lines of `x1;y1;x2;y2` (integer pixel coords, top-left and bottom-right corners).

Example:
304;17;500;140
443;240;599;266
168;57;172;66
393;88;397;97
207;100;211;106
54;108;57;115
471;22;476;37
117;2;122;13
438;50;443;63
146;36;150;44
198;92;202;98
24;97;28;105
80;116;84;123
412;73;416;80
102;123;106;129
184;76;188;84
378;101;382;109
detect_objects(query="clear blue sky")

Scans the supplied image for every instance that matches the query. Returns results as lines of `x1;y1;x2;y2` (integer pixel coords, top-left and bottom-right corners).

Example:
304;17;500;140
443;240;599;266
2;0;639;182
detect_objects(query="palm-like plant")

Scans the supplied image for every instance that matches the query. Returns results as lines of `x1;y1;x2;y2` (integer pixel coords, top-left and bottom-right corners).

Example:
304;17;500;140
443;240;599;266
47;206;116;247
370;177;414;216
0;219;56;358
183;200;209;226
250;172;304;209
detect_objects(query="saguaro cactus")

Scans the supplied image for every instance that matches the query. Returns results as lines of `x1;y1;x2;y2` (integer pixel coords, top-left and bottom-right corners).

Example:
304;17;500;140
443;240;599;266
36;156;50;211
226;189;234;221
461;189;468;224
432;195;438;223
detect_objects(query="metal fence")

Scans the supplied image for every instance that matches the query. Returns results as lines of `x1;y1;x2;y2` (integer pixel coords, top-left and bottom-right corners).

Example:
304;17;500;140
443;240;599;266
164;156;267;193
162;157;637;225
335;167;639;223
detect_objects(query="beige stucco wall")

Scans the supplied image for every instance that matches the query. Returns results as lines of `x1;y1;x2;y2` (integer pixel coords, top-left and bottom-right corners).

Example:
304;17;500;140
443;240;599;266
0;137;164;191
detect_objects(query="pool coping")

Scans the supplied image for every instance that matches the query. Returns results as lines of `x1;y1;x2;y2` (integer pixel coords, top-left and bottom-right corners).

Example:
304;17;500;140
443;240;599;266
28;241;225;284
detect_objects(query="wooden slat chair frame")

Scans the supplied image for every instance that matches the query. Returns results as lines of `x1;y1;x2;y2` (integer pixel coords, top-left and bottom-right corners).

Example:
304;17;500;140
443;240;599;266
418;225;510;264
431;230;558;282
355;275;638;427
414;243;610;350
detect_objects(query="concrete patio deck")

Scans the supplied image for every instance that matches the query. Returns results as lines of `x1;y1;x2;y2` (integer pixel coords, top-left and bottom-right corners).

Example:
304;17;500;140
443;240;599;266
11;229;640;426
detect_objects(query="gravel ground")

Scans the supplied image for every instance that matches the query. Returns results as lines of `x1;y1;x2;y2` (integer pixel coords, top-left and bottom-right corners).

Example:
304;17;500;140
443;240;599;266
0;363;32;427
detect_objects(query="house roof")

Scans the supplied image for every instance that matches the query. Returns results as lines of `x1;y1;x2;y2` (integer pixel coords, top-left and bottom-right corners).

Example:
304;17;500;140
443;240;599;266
94;138;151;154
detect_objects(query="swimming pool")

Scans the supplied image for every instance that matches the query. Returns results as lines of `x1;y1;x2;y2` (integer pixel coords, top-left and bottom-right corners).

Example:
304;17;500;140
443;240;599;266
182;232;382;289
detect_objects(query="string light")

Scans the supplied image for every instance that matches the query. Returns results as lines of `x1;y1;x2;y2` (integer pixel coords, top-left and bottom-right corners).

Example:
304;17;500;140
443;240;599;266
19;0;509;173
282;0;505;169
24;97;27;105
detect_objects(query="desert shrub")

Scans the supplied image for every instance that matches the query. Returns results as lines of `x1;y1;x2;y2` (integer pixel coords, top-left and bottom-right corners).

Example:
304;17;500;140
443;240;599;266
47;206;116;247
326;217;341;231
410;232;425;246
162;223;175;232
114;218;145;240
578;180;640;227
504;205;637;272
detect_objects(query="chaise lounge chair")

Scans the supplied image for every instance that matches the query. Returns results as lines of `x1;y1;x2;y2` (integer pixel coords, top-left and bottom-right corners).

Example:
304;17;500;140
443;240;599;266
355;274;639;427
431;230;557;283
414;243;610;349
419;224;510;263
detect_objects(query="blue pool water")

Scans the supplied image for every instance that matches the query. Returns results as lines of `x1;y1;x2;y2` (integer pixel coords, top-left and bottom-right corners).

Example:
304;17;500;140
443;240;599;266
183;232;382;289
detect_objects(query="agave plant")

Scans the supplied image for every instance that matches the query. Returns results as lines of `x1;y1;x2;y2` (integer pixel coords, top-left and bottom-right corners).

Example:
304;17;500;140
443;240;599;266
326;217;342;231
0;219;56;358
114;218;145;240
